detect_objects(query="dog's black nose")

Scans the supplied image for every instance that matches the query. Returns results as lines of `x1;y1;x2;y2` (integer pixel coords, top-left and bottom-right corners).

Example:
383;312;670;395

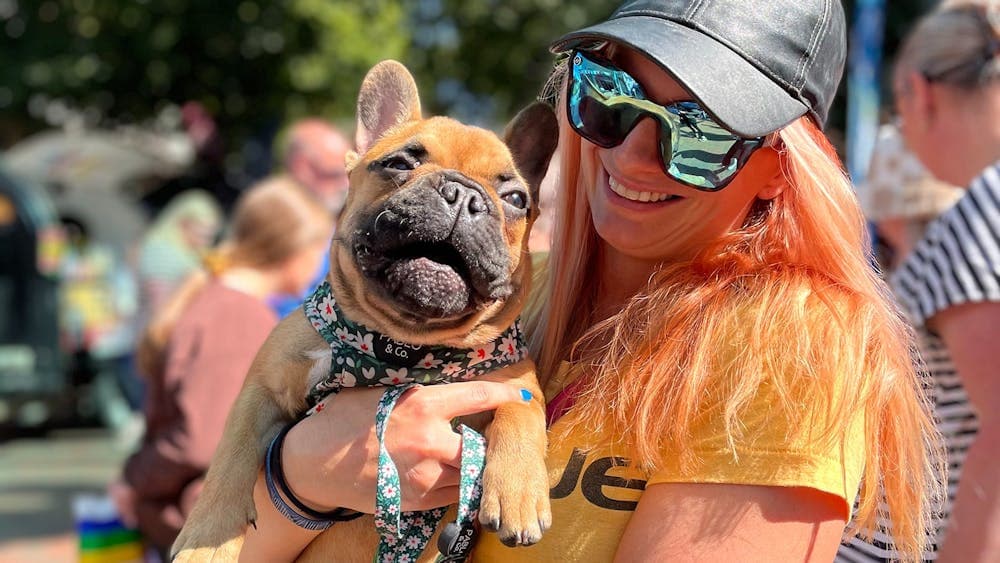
439;179;488;216
440;182;460;204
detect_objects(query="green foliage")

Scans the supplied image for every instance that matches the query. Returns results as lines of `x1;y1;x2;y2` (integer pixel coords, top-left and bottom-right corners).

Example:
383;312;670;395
1;0;939;164
408;0;619;124
2;0;410;148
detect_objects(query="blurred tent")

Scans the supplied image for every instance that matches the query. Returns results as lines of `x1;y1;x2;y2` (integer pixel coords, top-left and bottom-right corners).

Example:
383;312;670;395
4;129;193;254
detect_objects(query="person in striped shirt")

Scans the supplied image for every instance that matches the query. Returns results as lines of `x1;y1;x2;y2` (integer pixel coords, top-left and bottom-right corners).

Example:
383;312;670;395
840;2;1000;561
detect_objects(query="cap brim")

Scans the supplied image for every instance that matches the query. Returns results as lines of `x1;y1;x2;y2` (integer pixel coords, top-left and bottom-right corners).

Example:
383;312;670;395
550;16;807;138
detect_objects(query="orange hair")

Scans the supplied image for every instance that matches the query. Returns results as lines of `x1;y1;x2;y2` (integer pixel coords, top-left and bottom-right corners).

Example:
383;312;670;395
527;86;945;560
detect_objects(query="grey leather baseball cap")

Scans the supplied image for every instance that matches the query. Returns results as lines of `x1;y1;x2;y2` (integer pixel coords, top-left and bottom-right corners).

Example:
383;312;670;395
550;0;847;138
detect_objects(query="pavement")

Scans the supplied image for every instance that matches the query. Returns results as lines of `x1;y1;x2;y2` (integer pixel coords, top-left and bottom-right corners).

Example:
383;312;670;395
0;426;132;562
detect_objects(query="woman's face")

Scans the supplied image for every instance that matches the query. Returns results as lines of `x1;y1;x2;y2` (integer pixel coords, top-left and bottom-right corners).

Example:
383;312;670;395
179;216;218;251
581;47;784;263
895;74;974;187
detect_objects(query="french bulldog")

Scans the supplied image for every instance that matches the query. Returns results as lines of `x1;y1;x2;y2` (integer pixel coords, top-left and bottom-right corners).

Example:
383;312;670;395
172;59;558;562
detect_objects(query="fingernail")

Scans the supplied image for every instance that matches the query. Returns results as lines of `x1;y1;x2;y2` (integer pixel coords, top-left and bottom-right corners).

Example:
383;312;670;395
520;388;533;401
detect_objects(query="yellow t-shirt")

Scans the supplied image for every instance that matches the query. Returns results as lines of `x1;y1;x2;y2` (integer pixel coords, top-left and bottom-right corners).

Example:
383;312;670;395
472;364;866;562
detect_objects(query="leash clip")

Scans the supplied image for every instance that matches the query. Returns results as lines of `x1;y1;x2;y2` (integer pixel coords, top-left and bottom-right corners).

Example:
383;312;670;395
437;521;478;562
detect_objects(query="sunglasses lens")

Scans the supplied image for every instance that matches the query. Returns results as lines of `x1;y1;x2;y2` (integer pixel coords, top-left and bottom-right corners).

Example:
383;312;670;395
568;56;639;148
569;88;624;147
665;104;751;190
568;51;763;191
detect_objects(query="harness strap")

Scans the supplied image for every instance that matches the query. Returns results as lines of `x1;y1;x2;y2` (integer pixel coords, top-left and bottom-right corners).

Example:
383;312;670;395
373;385;485;563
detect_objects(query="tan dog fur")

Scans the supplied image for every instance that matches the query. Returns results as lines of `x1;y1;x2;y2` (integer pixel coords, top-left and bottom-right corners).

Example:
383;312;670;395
172;60;557;562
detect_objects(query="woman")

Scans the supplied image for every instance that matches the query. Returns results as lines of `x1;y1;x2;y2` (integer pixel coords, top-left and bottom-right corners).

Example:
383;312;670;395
111;177;333;555
841;2;1000;561
238;1;944;561
136;189;222;317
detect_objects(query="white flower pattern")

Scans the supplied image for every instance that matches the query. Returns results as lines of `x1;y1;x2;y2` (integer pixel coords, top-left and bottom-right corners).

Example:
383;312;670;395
417;353;442;369
333;370;356;387
352;331;375;356
334;326;352;343
317;294;337;323
379;367;411;386
467;341;495;366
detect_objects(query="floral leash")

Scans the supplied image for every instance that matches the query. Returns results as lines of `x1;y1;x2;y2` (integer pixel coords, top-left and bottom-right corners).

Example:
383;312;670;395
373;385;485;563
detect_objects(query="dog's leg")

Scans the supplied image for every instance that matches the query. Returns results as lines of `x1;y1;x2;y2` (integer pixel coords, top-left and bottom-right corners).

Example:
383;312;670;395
473;360;550;547
171;381;287;562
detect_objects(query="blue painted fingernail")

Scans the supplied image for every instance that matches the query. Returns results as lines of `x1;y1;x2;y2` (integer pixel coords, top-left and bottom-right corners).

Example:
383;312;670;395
520;389;533;401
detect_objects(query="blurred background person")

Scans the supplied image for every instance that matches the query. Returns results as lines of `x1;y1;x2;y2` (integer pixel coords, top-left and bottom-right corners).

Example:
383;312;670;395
57;215;142;435
282;118;351;217
58;216;120;379
268;118;351;318
840;2;1000;561
136;189;222;320
859;122;962;274
110;176;333;558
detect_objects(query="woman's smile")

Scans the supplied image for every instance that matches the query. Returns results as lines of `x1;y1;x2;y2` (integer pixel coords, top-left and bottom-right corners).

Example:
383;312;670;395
607;175;684;205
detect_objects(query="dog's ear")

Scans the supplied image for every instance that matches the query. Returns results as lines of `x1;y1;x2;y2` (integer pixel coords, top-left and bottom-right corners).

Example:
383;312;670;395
353;60;422;157
504;102;559;204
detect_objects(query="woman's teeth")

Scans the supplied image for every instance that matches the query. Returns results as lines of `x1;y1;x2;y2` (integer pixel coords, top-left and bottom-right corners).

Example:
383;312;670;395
609;177;678;203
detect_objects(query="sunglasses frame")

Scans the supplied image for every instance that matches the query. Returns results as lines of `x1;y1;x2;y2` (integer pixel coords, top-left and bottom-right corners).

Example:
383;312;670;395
566;49;767;191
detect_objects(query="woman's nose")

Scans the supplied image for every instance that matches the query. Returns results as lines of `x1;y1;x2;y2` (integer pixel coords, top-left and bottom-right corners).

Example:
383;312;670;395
612;116;664;174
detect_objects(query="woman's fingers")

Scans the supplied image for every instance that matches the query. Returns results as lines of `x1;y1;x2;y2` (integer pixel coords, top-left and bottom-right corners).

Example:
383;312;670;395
400;465;461;512
393;382;531;467
406;485;461;513
412;381;532;420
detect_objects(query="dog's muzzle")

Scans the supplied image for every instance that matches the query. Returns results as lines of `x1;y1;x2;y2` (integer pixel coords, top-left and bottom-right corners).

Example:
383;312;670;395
351;171;513;319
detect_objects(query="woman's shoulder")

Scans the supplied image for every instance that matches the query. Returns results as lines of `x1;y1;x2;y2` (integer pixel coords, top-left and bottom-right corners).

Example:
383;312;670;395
890;162;1000;321
177;281;278;332
919;162;999;240
973;160;1000;193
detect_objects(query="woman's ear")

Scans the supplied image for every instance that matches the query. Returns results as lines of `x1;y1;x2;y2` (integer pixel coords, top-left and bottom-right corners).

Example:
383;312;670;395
754;146;785;201
899;70;935;133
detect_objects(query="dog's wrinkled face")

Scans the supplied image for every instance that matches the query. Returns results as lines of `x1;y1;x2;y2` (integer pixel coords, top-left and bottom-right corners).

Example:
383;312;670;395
328;61;557;347
349;119;530;320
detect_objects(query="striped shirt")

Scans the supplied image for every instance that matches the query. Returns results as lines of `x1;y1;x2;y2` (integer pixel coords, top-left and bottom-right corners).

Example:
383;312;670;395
836;163;1000;562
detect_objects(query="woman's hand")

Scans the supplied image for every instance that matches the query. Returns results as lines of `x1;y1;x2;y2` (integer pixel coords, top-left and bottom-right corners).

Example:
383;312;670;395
240;381;530;563
281;381;531;514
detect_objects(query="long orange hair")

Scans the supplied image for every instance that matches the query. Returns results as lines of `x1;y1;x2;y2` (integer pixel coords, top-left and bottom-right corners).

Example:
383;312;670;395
527;72;945;560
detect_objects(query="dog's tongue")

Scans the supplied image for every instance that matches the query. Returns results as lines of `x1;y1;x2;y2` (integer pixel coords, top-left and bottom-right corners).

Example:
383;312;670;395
384;257;471;318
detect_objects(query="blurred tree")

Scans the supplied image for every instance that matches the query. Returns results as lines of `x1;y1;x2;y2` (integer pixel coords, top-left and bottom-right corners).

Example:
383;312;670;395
0;0;940;170
408;0;618;125
1;0;409;161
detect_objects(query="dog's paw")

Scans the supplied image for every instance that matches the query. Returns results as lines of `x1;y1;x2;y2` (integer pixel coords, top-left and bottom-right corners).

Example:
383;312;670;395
171;501;254;562
477;458;551;547
171;536;243;563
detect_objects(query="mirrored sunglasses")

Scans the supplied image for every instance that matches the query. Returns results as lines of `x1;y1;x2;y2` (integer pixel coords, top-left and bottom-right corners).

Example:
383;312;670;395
566;50;766;191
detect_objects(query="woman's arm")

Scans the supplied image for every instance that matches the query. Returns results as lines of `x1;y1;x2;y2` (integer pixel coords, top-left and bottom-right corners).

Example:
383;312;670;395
613;482;846;562
932;302;1000;562
240;381;532;562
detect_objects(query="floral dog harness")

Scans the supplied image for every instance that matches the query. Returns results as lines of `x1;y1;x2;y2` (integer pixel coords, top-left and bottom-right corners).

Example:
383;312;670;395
303;280;528;407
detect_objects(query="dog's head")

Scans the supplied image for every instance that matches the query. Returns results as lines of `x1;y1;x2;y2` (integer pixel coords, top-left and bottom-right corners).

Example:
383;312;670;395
328;61;558;348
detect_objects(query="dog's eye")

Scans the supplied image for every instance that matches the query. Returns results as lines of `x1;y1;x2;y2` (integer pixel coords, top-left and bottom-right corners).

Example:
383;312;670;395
501;191;528;210
382;156;418;171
